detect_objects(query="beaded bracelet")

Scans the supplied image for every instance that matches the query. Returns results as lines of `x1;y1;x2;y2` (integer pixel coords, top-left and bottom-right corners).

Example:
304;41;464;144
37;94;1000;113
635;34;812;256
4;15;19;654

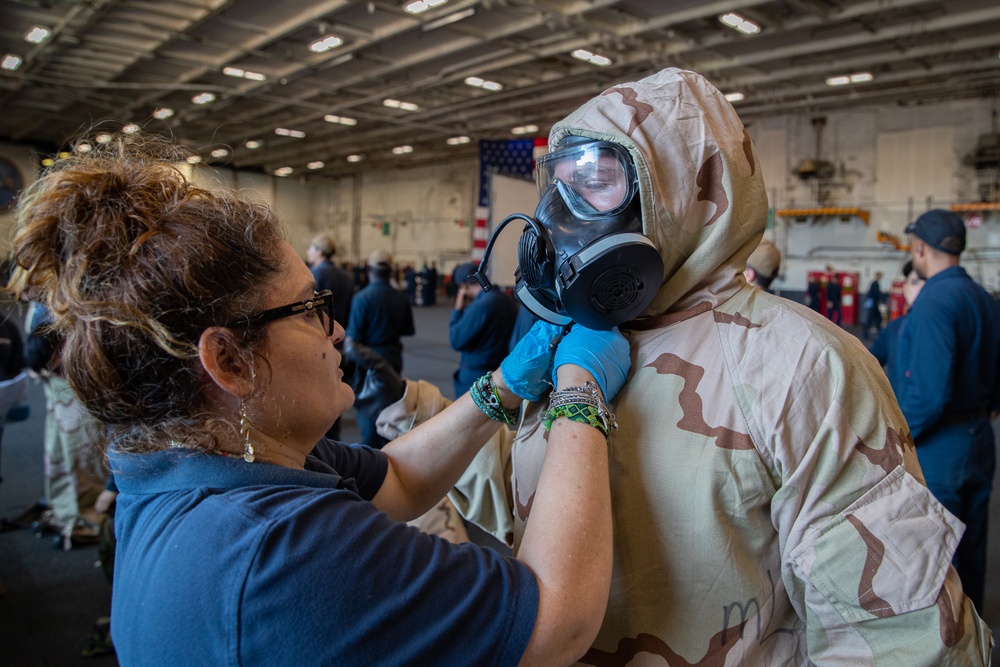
470;373;519;425
543;403;610;437
542;380;617;440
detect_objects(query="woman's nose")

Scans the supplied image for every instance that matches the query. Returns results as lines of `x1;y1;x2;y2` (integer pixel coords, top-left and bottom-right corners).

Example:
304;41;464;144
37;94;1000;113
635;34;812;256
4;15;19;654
330;320;345;344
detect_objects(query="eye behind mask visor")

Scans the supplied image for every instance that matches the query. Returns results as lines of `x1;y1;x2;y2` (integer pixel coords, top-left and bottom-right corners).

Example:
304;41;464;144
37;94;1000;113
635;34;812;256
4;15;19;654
536;141;638;220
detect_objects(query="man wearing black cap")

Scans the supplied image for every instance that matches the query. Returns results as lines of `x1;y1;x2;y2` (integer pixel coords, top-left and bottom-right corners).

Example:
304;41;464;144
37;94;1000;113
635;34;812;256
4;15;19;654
898;208;1000;611
448;262;517;398
346;249;415;447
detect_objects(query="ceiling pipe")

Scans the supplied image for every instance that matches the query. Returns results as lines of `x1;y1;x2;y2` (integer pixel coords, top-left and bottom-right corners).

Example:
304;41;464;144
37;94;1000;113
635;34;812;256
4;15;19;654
219;0;1000;157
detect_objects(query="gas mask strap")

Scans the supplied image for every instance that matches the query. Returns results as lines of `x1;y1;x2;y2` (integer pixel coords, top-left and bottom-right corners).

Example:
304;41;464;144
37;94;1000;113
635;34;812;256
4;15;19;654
474;213;543;292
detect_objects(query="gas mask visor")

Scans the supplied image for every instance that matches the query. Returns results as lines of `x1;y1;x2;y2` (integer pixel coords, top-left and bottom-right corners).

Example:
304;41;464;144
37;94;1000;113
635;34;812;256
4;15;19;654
535;140;637;219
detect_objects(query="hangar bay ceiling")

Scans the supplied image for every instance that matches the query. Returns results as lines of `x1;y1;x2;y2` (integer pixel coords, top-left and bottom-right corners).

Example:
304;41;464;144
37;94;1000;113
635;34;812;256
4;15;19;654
1;0;999;179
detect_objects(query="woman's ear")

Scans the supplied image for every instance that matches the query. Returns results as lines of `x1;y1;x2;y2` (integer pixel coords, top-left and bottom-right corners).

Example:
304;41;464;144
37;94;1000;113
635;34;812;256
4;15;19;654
199;326;256;397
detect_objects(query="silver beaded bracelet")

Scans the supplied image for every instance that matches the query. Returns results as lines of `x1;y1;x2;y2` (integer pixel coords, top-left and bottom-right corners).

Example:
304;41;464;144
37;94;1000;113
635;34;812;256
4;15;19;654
546;380;617;435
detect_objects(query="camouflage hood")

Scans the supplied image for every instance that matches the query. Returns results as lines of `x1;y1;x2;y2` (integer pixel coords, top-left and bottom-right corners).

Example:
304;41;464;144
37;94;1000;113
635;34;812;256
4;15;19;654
549;67;768;317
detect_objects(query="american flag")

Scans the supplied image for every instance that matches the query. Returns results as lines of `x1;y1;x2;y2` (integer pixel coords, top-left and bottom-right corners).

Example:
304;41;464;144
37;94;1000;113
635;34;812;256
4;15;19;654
473;138;547;258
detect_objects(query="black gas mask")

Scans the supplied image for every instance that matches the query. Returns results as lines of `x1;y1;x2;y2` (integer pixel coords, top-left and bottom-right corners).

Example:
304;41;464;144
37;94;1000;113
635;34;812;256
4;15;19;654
475;138;663;330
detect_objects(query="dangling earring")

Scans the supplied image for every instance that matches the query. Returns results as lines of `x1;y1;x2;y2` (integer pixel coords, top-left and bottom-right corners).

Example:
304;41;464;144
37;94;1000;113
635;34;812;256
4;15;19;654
240;400;255;463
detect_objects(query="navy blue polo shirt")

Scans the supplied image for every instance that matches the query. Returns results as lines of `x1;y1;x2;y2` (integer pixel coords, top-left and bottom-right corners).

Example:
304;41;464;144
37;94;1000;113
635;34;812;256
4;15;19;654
109;440;537;666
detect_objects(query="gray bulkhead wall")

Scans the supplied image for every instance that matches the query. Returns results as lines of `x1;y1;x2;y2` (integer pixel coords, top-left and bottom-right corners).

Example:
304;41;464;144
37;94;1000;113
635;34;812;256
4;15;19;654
748;98;1000;294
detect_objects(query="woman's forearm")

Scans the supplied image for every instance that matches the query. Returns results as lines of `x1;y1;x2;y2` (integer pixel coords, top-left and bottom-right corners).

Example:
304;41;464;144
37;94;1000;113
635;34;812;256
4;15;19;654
516;367;613;667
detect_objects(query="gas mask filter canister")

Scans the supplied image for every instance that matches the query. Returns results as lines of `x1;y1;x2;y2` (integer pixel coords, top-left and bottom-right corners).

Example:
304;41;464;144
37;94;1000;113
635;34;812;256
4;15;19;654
476;138;663;330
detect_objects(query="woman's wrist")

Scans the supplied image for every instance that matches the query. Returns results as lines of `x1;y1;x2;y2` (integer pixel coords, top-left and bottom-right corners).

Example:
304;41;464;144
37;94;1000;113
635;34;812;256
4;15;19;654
491;369;523;410
555;366;598;395
544;367;617;440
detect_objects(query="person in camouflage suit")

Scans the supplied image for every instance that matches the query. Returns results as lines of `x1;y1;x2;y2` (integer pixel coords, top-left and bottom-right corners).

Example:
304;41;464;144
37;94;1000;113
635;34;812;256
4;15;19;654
378;68;992;665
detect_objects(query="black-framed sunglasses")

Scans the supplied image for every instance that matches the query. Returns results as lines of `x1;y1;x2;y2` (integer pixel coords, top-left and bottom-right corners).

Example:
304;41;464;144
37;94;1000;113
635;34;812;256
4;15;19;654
226;290;336;336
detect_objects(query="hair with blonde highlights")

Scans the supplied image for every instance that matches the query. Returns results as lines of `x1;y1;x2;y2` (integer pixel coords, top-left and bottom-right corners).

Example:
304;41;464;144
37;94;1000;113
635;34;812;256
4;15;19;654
6;135;285;452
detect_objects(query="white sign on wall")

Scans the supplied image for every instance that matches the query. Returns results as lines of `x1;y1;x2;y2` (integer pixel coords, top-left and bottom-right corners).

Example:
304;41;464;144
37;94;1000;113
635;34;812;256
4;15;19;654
487;174;539;287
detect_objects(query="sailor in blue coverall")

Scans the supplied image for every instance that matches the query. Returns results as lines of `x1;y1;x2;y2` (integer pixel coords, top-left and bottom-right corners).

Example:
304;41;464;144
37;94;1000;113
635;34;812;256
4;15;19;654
897;209;1000;611
449;262;518;398
346;250;414;446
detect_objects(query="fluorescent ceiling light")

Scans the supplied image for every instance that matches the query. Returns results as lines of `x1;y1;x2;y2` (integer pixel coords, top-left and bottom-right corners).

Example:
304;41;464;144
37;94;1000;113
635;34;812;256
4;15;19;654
309;35;343;53
275;128;306;138
405;0;447;14
383;99;420;112
1;54;22;71
186;155;202;164
274;167;293;176
210;148;229;158
826;72;872;86
122;123;140;134
224;66;266;81
192;92;216;105
152;107;174;119
511;124;538;135
25;26;51;44
446;136;470;145
422;7;475;31
324;114;357;126
571;49;612;66
719;13;760;35
307;161;325;170
245;140;263;149
465;76;502;91
346;154;364;162
392;145;414;155
724;92;745;102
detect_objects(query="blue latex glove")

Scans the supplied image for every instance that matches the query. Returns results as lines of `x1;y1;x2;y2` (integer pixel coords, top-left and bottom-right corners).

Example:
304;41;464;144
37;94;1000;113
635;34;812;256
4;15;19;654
552;325;631;401
500;320;566;401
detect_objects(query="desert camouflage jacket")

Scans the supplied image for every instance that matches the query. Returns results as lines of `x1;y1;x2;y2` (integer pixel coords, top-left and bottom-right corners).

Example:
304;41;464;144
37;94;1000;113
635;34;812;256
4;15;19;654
379;68;992;665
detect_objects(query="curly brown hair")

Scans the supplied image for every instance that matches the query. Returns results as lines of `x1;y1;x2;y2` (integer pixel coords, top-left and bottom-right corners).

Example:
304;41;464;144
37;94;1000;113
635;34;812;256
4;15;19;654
6;135;286;452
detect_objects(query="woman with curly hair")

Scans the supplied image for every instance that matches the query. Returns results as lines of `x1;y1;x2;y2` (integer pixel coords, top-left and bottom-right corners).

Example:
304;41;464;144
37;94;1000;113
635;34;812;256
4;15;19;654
7;136;630;667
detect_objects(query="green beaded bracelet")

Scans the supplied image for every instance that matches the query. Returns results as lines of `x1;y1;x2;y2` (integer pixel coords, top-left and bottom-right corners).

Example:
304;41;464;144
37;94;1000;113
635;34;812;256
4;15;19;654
542;402;610;438
470;373;519;425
